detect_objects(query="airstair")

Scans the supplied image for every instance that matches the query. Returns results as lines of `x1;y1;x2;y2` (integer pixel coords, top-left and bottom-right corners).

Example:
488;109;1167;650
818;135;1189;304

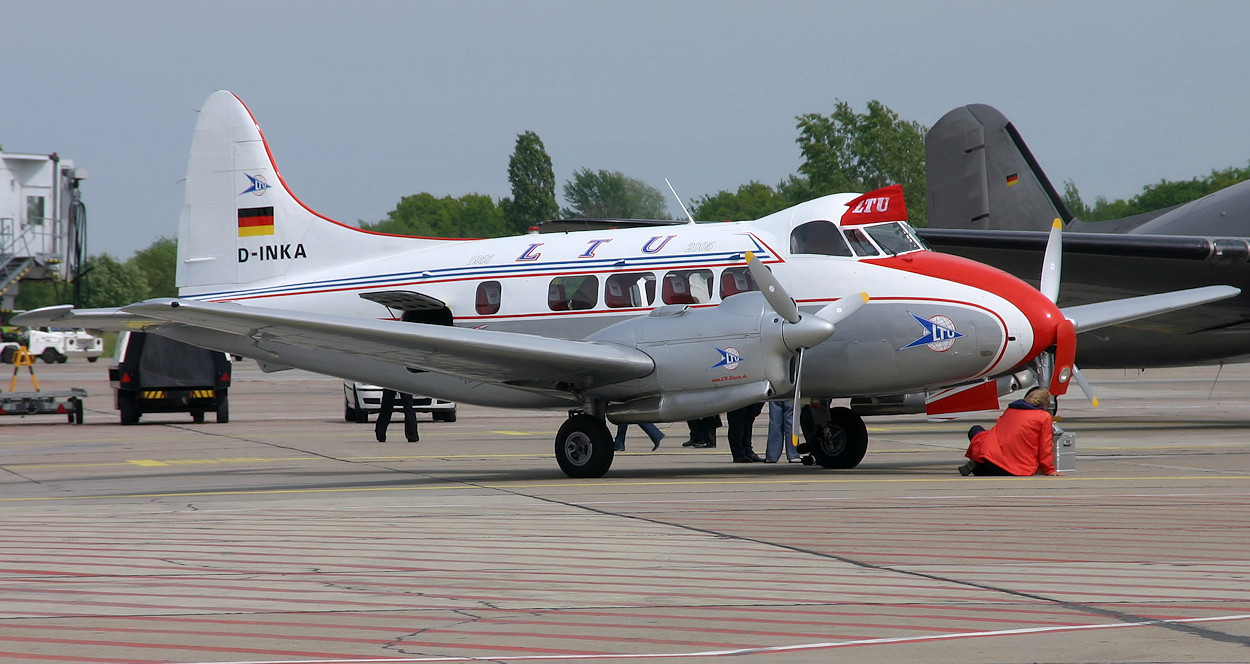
0;151;87;311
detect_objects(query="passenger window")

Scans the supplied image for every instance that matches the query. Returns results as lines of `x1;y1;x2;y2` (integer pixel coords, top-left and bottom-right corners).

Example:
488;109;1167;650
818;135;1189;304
844;228;880;256
604;273;656;308
548;275;598;311
790;220;853;256
719;267;757;298
661;269;712;305
475;281;501;315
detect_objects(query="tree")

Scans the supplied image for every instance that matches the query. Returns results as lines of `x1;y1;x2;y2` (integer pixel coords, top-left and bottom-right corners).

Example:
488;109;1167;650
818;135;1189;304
503;131;558;234
795;100;928;224
128;236;178;298
79;254;149;308
561;168;669;219
365;193;510;238
1069;162;1250;222
690;181;792;221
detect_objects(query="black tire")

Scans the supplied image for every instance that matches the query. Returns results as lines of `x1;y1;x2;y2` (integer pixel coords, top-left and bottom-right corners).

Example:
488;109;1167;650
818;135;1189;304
73;398;84;424
118;392;140;425
1;346;15;364
41;348;59;364
87;356;98;363
345;406;356;423
56;354;67;364
215;392;229;423
554;414;615;478
353;405;368;423
435;409;457;423
192;411;206;424
805;406;868;469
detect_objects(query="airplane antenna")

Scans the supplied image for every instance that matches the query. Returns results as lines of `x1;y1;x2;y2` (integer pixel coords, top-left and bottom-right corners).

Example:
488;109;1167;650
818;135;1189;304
665;178;696;224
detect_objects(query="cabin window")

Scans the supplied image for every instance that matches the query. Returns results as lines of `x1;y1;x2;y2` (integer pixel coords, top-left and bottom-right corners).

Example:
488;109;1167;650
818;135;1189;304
719;266;757;298
843;228;879;256
865;222;923;255
790;220;852;256
475;281;501;315
548;275;599;311
604;273;656;308
661;269;712;305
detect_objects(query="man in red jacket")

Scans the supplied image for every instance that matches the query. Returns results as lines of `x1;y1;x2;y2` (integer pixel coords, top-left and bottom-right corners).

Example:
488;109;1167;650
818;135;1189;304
959;387;1064;476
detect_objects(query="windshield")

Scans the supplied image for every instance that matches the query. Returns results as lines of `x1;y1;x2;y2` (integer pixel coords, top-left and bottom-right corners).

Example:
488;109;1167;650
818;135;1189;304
864;222;923;255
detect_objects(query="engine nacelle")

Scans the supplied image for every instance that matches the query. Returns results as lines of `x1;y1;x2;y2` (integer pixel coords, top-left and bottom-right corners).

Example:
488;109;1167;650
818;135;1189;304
584;293;797;423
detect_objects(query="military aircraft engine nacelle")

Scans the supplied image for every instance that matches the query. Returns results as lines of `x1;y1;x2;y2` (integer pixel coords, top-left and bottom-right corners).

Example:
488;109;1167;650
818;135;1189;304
588;292;822;424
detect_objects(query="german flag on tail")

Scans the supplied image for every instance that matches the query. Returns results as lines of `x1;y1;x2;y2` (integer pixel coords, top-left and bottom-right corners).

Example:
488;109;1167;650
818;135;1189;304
238;206;274;236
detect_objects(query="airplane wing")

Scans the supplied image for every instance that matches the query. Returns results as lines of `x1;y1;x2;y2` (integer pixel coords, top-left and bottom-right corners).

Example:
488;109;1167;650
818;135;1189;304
16;299;656;390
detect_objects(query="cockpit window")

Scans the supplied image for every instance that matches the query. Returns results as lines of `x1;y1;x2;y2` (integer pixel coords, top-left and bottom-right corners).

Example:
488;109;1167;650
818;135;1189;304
843;228;879;257
865;222;923;255
790;220;853;257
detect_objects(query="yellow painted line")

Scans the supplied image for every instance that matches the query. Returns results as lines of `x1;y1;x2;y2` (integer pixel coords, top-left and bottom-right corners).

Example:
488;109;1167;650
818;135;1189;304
492;430;537;436
127;460;169;467
1;474;1247;503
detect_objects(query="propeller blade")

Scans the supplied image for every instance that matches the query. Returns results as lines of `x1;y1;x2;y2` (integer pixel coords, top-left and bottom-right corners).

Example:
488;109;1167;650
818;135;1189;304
746;251;799;324
1072;366;1099;407
815;292;869;325
1040;217;1063;303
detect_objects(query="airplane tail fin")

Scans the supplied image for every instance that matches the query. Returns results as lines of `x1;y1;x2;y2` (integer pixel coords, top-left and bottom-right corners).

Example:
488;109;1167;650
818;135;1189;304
176;91;444;298
925;104;1074;231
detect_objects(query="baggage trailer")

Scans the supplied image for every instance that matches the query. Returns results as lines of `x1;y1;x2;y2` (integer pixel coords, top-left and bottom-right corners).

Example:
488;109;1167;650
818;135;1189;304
0;389;86;423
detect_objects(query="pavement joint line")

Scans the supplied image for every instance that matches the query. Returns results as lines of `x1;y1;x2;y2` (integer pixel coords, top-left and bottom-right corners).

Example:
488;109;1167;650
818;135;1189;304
4;474;1250;503
159;613;1250;663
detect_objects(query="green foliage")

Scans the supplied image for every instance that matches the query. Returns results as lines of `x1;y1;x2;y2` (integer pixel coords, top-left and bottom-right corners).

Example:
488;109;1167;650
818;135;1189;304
79;253;149;308
503;131;558;234
795;100;928;224
561;168;670;219
690;181;793;221
13;280;62;310
129;236;177;298
365;193;511;238
1069;163;1250;222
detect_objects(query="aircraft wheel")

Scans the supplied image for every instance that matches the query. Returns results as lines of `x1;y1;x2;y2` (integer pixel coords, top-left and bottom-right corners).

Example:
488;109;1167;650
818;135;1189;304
806;406;868;469
554;414;614;478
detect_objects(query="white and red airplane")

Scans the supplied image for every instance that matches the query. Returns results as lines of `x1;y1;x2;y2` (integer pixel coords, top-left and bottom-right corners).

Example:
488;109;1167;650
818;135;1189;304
18;91;1237;477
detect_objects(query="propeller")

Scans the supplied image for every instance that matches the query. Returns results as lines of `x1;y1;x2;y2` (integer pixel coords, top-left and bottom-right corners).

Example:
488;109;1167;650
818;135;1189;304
1037;218;1097;406
745;251;869;451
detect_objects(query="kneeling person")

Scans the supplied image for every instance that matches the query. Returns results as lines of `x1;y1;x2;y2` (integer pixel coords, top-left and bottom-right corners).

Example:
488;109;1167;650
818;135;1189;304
960;387;1063;477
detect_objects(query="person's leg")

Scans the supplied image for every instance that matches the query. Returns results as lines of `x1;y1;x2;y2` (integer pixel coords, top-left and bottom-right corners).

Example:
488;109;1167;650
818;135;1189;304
765;402;783;462
400;393;418;442
639;422;663;450
972;460;1012;476
375;389;396;442
614;424;627;451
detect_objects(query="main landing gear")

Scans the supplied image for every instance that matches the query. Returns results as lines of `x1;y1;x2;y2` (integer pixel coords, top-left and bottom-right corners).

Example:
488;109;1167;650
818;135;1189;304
797;400;869;469
554;412;615;478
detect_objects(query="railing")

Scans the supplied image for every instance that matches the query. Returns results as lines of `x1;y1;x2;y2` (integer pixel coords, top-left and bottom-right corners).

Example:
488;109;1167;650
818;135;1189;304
0;216;63;266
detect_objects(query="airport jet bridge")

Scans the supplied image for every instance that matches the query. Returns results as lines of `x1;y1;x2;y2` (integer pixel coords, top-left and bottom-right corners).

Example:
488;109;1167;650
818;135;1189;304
0;150;86;311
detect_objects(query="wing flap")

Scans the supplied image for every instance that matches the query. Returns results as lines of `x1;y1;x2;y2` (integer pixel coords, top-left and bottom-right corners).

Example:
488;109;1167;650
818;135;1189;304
119;299;654;389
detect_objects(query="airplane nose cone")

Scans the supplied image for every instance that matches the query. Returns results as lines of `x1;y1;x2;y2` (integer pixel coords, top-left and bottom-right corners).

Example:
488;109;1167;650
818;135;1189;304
782;314;836;351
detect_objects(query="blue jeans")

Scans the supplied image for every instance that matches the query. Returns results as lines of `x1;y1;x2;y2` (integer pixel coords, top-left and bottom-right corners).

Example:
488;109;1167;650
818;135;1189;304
766;401;798;462
615;422;664;450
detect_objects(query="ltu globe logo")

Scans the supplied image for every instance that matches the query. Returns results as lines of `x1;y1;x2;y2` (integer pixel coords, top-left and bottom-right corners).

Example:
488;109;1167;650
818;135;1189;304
924;315;958;352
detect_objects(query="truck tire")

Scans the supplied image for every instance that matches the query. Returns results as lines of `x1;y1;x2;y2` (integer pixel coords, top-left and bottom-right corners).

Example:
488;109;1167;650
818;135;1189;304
1;347;15;364
215;392;230;423
41;348;59;364
118;392;140;425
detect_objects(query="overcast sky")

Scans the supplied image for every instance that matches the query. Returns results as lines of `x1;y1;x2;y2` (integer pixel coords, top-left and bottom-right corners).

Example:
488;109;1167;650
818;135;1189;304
4;1;1248;258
